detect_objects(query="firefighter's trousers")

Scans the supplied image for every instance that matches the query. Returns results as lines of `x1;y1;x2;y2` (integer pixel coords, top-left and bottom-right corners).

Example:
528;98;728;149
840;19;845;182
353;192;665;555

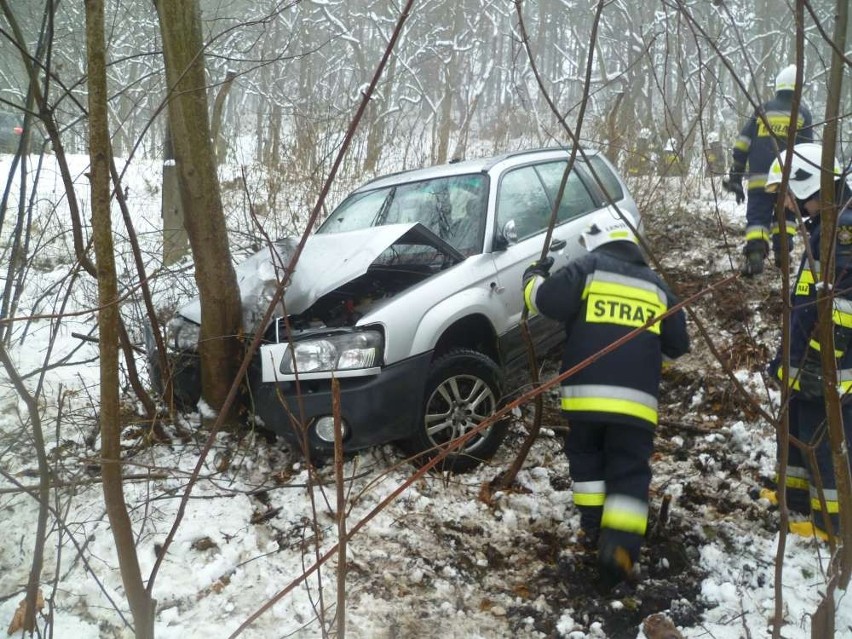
786;394;852;536
744;189;796;257
563;419;653;564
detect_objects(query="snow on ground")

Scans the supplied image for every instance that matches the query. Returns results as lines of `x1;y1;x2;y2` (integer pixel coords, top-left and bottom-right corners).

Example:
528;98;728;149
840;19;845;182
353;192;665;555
0;152;850;638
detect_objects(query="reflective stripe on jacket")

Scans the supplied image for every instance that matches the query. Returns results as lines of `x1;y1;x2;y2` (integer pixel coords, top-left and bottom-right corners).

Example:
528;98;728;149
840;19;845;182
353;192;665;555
776;207;852;394
532;242;690;429
731;92;813;190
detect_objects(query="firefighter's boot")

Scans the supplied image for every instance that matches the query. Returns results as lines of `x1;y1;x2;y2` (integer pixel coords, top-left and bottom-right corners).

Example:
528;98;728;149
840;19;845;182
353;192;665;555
756;487;810;516
788;521;830;542
741;242;767;277
758;487;778;505
577;505;602;551
596;530;640;592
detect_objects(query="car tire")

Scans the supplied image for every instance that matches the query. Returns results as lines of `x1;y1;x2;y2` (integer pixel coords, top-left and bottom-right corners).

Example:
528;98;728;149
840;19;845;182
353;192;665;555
399;348;508;473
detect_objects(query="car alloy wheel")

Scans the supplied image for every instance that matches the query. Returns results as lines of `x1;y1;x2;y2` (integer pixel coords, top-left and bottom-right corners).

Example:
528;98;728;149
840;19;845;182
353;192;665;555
400;348;507;473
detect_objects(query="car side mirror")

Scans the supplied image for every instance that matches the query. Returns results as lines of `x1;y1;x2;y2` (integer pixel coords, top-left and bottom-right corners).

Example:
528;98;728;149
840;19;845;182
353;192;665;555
494;219;518;250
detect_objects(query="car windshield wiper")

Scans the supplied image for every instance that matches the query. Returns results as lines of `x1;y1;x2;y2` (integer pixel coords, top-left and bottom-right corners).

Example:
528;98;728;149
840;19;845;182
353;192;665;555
371;187;397;227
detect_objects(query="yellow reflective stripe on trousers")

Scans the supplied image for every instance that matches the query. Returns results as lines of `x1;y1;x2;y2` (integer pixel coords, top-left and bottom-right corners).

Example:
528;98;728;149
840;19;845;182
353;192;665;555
781;365;852;393
601;494;648;535
776;467;809;490
787;477;810;490
833;297;852;328
784;465;809;481
777;365;802;391
808;338;844;358
573;480;606;507
775;465;810;490
840;369;852;393
770;221;797;237
561;385;658;425
745;225;770;242
810;488;839;514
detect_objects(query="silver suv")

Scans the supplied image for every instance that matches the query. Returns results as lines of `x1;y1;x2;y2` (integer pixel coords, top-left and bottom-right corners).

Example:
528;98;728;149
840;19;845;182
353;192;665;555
151;147;641;471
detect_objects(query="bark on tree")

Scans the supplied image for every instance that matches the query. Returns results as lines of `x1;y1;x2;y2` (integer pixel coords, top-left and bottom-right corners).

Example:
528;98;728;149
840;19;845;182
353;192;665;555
211;69;237;165
817;0;852;589
85;1;155;637
433;2;465;165
161;124;189;267
294;14;317;173
154;0;243;412
363;57;396;173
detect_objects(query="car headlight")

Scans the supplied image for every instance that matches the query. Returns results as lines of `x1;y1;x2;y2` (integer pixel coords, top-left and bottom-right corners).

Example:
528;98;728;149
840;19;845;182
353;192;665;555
280;330;383;374
165;317;201;352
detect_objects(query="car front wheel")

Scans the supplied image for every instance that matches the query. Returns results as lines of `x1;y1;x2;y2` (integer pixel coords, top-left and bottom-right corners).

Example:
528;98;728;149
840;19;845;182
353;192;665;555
399;348;508;473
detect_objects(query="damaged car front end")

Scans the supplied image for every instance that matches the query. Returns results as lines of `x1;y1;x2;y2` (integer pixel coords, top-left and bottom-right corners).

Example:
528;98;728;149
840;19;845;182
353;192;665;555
150;215;490;468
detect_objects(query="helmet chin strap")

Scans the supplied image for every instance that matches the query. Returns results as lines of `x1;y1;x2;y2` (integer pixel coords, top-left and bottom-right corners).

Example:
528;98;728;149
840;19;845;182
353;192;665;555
796;193;821;217
796;201;813;217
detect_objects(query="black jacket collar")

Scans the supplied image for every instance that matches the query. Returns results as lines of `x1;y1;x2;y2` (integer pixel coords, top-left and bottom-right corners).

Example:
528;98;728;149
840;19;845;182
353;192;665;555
596;241;647;265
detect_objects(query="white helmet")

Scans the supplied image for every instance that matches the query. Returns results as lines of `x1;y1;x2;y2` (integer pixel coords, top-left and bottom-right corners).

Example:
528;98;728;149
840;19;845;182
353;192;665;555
775;64;798;92
766;142;841;200
581;217;638;252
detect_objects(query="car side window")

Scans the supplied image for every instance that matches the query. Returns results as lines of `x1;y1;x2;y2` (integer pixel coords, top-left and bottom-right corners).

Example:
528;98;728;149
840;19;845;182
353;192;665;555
534;161;598;222
496;166;551;240
586;155;625;203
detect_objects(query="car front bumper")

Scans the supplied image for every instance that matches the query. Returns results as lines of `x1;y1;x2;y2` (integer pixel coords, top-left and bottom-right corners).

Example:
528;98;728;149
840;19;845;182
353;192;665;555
250;351;433;457
145;323;203;410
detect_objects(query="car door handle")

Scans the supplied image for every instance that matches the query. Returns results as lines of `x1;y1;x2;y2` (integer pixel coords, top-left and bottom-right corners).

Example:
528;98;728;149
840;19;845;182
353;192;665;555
549;239;567;252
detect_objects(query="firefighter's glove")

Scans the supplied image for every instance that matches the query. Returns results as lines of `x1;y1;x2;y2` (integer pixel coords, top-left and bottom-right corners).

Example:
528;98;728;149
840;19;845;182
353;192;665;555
722;172;745;204
522;257;553;315
522;257;554;285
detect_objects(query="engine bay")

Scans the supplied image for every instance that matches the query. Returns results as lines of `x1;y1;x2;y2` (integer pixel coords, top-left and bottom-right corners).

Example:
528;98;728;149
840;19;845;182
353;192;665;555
275;260;447;336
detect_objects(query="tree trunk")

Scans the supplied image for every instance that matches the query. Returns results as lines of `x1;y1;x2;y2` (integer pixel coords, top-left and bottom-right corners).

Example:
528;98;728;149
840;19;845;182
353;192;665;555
364;56;396;174
268;102;282;167
819;0;852;588
161;124;189;266
155;0;242;413
211;70;237;165
85;1;155;637
294;14;317;173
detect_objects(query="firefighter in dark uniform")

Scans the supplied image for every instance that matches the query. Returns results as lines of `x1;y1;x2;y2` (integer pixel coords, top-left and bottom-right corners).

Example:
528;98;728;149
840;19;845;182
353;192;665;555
522;217;690;589
767;143;852;540
723;64;813;276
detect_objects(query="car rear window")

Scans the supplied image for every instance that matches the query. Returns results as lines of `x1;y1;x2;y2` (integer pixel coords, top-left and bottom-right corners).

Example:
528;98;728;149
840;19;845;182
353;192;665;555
586;155;625;202
534;161;598;222
496;161;598;240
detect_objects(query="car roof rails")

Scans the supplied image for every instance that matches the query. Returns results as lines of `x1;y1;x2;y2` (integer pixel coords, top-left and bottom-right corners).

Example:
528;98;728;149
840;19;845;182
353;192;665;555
357;145;598;188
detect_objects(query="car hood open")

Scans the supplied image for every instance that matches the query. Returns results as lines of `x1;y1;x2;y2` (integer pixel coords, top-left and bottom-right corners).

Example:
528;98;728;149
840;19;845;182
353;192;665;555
177;222;465;331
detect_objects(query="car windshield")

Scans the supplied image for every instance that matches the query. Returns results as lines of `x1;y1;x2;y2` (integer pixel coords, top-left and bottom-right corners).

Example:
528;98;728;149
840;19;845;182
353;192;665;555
317;174;488;256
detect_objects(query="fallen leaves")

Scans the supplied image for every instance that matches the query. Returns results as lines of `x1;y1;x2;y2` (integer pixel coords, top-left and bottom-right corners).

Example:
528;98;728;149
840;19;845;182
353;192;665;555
642;612;685;639
6;590;44;636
